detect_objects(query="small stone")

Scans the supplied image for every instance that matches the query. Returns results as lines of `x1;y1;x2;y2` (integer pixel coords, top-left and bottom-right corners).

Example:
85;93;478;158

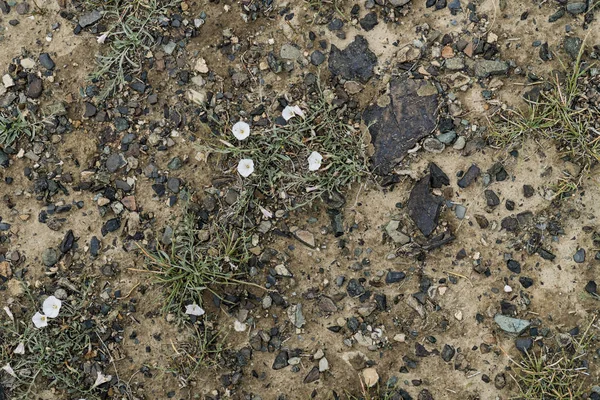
294;230;316;248
39;53;55;70
272;351;288;370
362;368;379;388
584;280;597;294
515;337;533;353
79;10;102;28
42;248;59;267
26;74;43;98
423;138;445;153
359;12;378;31
455;205;467;220
319;357;329;372
385;220;410;244
474;60;509;78
346;279;365;297
280;44;302;60
106;153;124;173
507;259;521;274
386;271;406;284
458;164;481;188
453;136;466;150
494;314;530;334
310;50;325;66
83;102;97;118
101;218;121;236
441;344;455;362
304;366;320;383
15;2;29;15
429;163;449;188
574;248;586;263
566;0;588;14
484;189;500;207
523;184;534;198
475;215;489;229
2;74;14;88
564;36;583;60
519;277;534;288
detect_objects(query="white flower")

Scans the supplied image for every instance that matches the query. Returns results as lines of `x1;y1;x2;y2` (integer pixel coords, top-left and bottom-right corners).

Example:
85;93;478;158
90;370;112;390
237;158;254;178
282;105;305;121
232;121;250;140
97;32;109;44
32;312;48;328
307;151;323;171
42;296;62;318
1;363;16;378
13;343;25;355
185;304;205;316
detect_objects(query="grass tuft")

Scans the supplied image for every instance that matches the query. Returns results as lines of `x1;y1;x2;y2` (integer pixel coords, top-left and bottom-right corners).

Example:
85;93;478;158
84;0;175;100
510;318;596;400
0;111;36;147
488;43;600;171
138;208;253;317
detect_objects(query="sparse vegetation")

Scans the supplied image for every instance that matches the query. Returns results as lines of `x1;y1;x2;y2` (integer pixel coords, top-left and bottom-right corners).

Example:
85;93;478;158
488;45;600;171
510;319;596;400
0;284;103;400
0;111;36;147
198;84;370;223
84;0;176;100
138;207;253;317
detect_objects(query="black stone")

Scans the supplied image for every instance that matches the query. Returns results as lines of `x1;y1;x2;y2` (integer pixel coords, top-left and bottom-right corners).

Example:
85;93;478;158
585;280;597;294
441;344;455;362
386;270;406;283
415;343;430;357
507;259;521;274
484;189;500;207
429;163;449;188
573;248;586;263
310;50;325;66
39;53;55;70
346;279;365;297
501;216;519;232
272;350;288;370
515;337;533;353
303;366;320;383
359;12;378;31
101;218;121;236
83;102;97;118
59;229;75;253
90;236;100;256
519;277;534;288
523;184;534;198
329;35;377;83
408;175;444;237
458;164;480;188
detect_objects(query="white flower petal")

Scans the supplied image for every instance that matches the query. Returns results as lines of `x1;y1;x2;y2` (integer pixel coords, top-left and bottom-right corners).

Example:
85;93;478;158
32;312;48;328
237;159;254;178
90;371;112;390
2;363;16;378
307;151;323;171
13;343;25;355
282;106;295;121
42;296;62;319
97;32;108;44
292;105;305;118
3;306;14;322
232;121;250;140
185;304;205;316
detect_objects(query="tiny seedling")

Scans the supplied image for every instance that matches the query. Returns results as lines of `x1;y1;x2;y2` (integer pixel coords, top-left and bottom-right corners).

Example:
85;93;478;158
0;112;36;147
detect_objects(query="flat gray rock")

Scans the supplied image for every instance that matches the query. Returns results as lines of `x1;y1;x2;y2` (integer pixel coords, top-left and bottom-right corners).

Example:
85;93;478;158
363;77;438;175
407;175;444;237
494;314;530;335
79;10;102;28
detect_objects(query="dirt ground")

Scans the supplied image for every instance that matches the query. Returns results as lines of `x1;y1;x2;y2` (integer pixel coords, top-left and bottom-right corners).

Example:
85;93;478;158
1;0;599;399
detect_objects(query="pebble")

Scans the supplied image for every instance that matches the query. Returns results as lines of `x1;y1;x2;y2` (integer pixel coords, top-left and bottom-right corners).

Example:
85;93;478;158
455;204;467;219
494;314;530;334
573;248;586;263
458;164;481;188
310;50;325;66
423;138;445;153
79;10;102;28
15;1;29;15
362;368;379;388
294;230;315;248
319;357;329;372
39;53;55;70
42;248;59;267
386;270;406;284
